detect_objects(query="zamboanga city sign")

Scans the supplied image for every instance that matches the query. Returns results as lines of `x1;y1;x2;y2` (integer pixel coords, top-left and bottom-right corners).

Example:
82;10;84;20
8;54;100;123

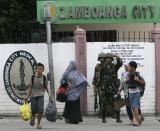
37;0;160;24
3;50;37;105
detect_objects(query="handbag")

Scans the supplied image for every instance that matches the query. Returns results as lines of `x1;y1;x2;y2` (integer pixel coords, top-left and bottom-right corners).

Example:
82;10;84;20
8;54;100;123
56;82;68;102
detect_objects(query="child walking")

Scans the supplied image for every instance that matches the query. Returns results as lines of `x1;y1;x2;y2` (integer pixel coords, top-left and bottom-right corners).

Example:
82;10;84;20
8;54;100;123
25;63;51;129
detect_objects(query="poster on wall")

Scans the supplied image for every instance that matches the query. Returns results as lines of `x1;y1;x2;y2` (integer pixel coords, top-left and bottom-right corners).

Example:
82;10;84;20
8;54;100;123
102;42;145;66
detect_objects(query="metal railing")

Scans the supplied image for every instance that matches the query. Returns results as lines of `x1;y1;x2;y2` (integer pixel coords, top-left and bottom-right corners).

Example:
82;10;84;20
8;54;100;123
117;30;152;42
0;30;152;43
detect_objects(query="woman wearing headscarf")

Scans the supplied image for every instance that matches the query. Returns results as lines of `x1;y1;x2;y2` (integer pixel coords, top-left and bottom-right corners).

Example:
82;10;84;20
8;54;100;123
60;61;88;124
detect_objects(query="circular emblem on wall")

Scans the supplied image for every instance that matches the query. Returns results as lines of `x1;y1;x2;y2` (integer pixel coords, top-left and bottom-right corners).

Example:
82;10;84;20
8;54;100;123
3;50;37;105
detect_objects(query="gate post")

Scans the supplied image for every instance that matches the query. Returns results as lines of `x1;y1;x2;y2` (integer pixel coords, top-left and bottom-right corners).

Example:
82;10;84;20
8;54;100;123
152;28;160;114
74;26;87;115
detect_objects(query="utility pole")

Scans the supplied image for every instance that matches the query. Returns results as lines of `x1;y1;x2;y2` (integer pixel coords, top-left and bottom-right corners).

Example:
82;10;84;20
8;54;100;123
44;4;55;103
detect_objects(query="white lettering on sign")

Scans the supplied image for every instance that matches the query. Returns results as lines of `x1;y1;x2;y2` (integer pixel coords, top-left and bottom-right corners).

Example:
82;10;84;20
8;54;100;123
102;42;145;66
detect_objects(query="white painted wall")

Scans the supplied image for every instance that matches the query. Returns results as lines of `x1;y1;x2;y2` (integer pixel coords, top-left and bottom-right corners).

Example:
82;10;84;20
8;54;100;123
0;42;155;115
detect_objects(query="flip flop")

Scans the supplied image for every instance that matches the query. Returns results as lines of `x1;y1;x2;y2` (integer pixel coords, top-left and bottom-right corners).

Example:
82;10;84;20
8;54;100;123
30;119;35;126
37;125;42;129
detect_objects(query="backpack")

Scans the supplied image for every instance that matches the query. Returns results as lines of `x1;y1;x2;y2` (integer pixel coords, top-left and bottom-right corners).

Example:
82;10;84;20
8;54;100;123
56;81;68;103
127;72;146;97
31;75;47;89
139;76;146;97
127;72;139;89
45;98;57;122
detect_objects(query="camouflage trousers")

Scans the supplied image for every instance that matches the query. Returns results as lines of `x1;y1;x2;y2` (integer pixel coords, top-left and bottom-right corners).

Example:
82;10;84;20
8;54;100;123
97;89;102;112
101;90;115;120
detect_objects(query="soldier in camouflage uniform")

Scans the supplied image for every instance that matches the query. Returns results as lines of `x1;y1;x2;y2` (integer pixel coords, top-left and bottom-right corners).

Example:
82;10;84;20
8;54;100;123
92;53;106;116
100;53;123;123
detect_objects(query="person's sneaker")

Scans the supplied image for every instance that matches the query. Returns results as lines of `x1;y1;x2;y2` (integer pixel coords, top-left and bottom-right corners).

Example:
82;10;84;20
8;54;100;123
102;119;107;123
116;119;123;123
30;119;35;126
37;125;42;129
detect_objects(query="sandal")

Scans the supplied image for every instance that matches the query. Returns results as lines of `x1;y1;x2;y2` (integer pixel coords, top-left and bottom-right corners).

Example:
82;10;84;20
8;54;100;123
37;125;42;129
30;118;35;126
133;122;140;126
140;115;144;122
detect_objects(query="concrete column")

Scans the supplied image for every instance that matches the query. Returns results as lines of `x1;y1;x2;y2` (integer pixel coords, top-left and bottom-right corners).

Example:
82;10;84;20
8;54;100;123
151;28;160;114
74;26;87;115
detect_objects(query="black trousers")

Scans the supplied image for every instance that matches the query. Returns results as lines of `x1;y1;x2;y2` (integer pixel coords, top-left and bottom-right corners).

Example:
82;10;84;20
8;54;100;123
125;97;133;120
63;98;83;123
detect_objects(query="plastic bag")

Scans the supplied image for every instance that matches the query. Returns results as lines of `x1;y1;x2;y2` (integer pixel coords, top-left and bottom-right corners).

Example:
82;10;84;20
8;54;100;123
45;98;57;122
20;102;32;121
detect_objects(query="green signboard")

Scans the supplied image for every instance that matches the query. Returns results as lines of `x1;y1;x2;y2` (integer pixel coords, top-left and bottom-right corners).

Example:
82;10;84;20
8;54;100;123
37;0;160;24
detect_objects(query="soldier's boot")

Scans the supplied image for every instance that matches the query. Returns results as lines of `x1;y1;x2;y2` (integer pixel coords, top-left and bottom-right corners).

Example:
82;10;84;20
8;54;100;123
99;101;102;119
99;105;102;119
116;111;122;123
111;112;116;118
102;119;107;123
102;111;107;123
99;110;102;119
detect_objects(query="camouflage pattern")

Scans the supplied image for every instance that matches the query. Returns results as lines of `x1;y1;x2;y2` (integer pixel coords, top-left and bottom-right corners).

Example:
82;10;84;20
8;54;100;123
93;52;106;114
105;53;113;59
100;56;122;120
92;63;104;112
92;63;102;87
98;52;106;61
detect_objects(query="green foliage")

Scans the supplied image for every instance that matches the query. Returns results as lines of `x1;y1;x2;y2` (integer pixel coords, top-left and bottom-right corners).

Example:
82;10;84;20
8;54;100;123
0;0;36;42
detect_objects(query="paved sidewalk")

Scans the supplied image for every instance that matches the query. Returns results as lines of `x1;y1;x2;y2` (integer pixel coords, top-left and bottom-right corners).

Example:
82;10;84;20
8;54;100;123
0;116;159;131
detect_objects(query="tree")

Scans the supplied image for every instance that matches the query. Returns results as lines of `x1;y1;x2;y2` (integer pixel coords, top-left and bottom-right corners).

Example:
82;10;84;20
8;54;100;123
0;0;36;43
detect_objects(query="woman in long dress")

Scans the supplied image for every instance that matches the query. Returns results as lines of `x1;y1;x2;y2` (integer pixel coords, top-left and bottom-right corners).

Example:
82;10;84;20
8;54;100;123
60;61;87;124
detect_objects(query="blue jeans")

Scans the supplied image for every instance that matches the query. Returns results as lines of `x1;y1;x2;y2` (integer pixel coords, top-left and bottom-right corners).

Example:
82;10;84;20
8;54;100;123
129;92;141;109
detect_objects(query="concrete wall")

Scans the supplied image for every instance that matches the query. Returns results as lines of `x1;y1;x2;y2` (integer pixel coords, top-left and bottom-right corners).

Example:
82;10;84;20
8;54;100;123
0;42;155;115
